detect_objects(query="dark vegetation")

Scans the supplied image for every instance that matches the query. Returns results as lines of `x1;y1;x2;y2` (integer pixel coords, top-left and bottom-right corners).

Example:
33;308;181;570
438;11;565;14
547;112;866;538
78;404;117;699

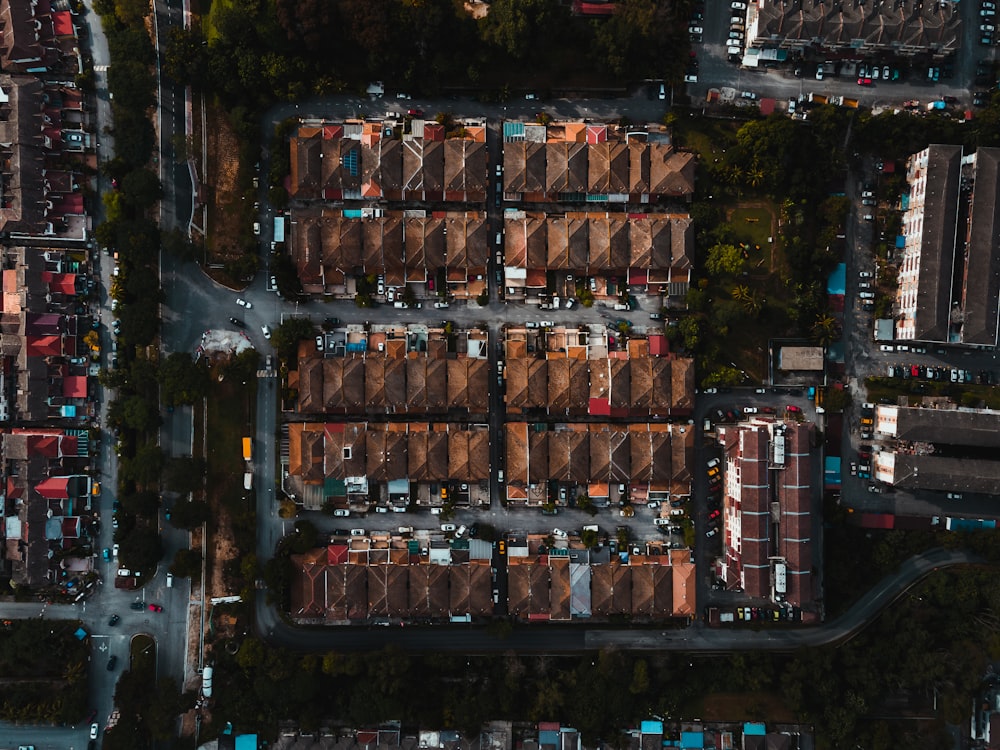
103;635;194;749
0;620;89;724
206;558;998;749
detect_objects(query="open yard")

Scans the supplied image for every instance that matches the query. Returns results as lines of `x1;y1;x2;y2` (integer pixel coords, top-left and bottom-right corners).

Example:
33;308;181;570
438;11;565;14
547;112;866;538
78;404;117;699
728;204;779;276
698;691;798;723
205;374;256;599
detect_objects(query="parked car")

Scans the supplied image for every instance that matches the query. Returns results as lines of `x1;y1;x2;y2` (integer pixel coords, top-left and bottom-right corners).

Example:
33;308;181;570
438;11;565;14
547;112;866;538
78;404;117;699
148;603;163;612
107;655;118;671
236;298;251;308
705;528;718;538
261;324;271;339
108;614;120;627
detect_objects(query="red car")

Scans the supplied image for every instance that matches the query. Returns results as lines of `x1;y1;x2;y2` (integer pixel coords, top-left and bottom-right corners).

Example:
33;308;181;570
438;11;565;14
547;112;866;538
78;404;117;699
708;509;721;520
911;365;920;377
407;108;424;117
786;404;802;413
148;603;163;612
857;76;872;86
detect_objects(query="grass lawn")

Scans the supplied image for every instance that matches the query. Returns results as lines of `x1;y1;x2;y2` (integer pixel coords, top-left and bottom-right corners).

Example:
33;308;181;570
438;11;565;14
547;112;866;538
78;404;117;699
698;692;797;723
729;204;777;275
672;117;738;161
206;375;256;512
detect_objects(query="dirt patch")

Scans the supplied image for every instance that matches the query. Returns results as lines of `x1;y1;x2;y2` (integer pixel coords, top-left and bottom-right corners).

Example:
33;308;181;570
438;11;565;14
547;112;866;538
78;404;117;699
202;99;250;288
700;692;798;723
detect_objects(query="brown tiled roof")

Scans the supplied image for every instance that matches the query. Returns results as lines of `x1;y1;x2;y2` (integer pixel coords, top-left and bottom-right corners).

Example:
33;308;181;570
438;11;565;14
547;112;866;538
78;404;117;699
405;359;427;410
630;218;653;268
506;358;529;408
609;359;630;407
547;431;571;481
427;431;449;481
469;562;493;616
528;431;549;484
549;557;571;621
671;553;696;617
402;140;426;193
298;358;324;413
590;359;610;401
366;358;386;408
448;430;471;479
547;218;570;270
343;357;366;409
325;139;362;193
609;428;630;482
506;422;530;486
568;361;590;416
290;549;327;618
291;132;322;198
631;562;655;617
386;566;409;617
408;432;430;481
670;427;693;497
466;215;489;267
548;358;570;412
384;358;406;408
650;429;672;487
426;359;447;410
567;429;590;483
630;358;653;411
671;358;695;409
589;429;611;480
422;140;445;193
507;560;530;616
629;142;651;194
446;359;470;408
630;428;653;485
649;144;696;197
449;565;471;614
527;360;548;407
408;565;431;616
469;430;490;481
648;216;673;269
368;565;390;616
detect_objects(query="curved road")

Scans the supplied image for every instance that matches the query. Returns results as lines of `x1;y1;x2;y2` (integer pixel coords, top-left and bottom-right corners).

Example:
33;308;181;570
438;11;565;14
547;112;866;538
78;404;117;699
253;547;975;652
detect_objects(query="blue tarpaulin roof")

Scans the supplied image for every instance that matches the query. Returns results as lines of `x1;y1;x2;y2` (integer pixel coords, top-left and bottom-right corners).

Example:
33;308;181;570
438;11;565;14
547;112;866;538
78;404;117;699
827;262;846;295
640;721;663;734
896;235;905;248
235;736;258;750
744;723;766;736
679;732;704;749
825;456;842;486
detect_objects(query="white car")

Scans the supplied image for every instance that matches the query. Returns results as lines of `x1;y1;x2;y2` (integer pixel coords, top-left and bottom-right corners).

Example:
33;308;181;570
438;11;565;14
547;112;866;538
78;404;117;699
689;25;703;34
552;528;568;539
434;301;450;309
741;91;757;100
730;15;744;23
333;509;349;517
252;222;260;235
982;23;996;30
91;723;100;740
732;1;747;8
707;458;720;468
112;543;119;558
440;523;457;532
816;64;824;80
261;324;271;339
236;298;251;308
859;271;872;278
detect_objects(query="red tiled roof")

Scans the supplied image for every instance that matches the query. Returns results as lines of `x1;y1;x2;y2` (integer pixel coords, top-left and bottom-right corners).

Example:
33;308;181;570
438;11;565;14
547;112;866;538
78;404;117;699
26;335;62;357
52;10;73;36
327;544;348;565
62;375;86;398
34;476;70;500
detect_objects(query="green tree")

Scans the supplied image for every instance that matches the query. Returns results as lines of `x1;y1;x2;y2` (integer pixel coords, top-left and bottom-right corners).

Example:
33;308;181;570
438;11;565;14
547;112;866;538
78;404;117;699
158;352;209;406
120;443;164;487
120;491;160;518
272;316;316;363
117;526;164;571
120;169;161;211
704;243;745;277
164;456;207;495
167;499;210;530
169;548;202;578
480;0;567;61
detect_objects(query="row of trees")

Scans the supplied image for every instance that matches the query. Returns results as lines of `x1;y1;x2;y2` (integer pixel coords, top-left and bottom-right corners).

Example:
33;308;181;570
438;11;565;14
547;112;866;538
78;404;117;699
163;0;692;118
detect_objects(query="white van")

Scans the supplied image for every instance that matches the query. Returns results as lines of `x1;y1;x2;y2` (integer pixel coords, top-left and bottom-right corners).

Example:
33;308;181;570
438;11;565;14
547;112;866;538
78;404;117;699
166;573;174;588
654;518;672;526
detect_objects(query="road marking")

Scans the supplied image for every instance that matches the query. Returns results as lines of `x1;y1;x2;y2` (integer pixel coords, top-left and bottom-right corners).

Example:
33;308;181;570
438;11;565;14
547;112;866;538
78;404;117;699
95;64;109;72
